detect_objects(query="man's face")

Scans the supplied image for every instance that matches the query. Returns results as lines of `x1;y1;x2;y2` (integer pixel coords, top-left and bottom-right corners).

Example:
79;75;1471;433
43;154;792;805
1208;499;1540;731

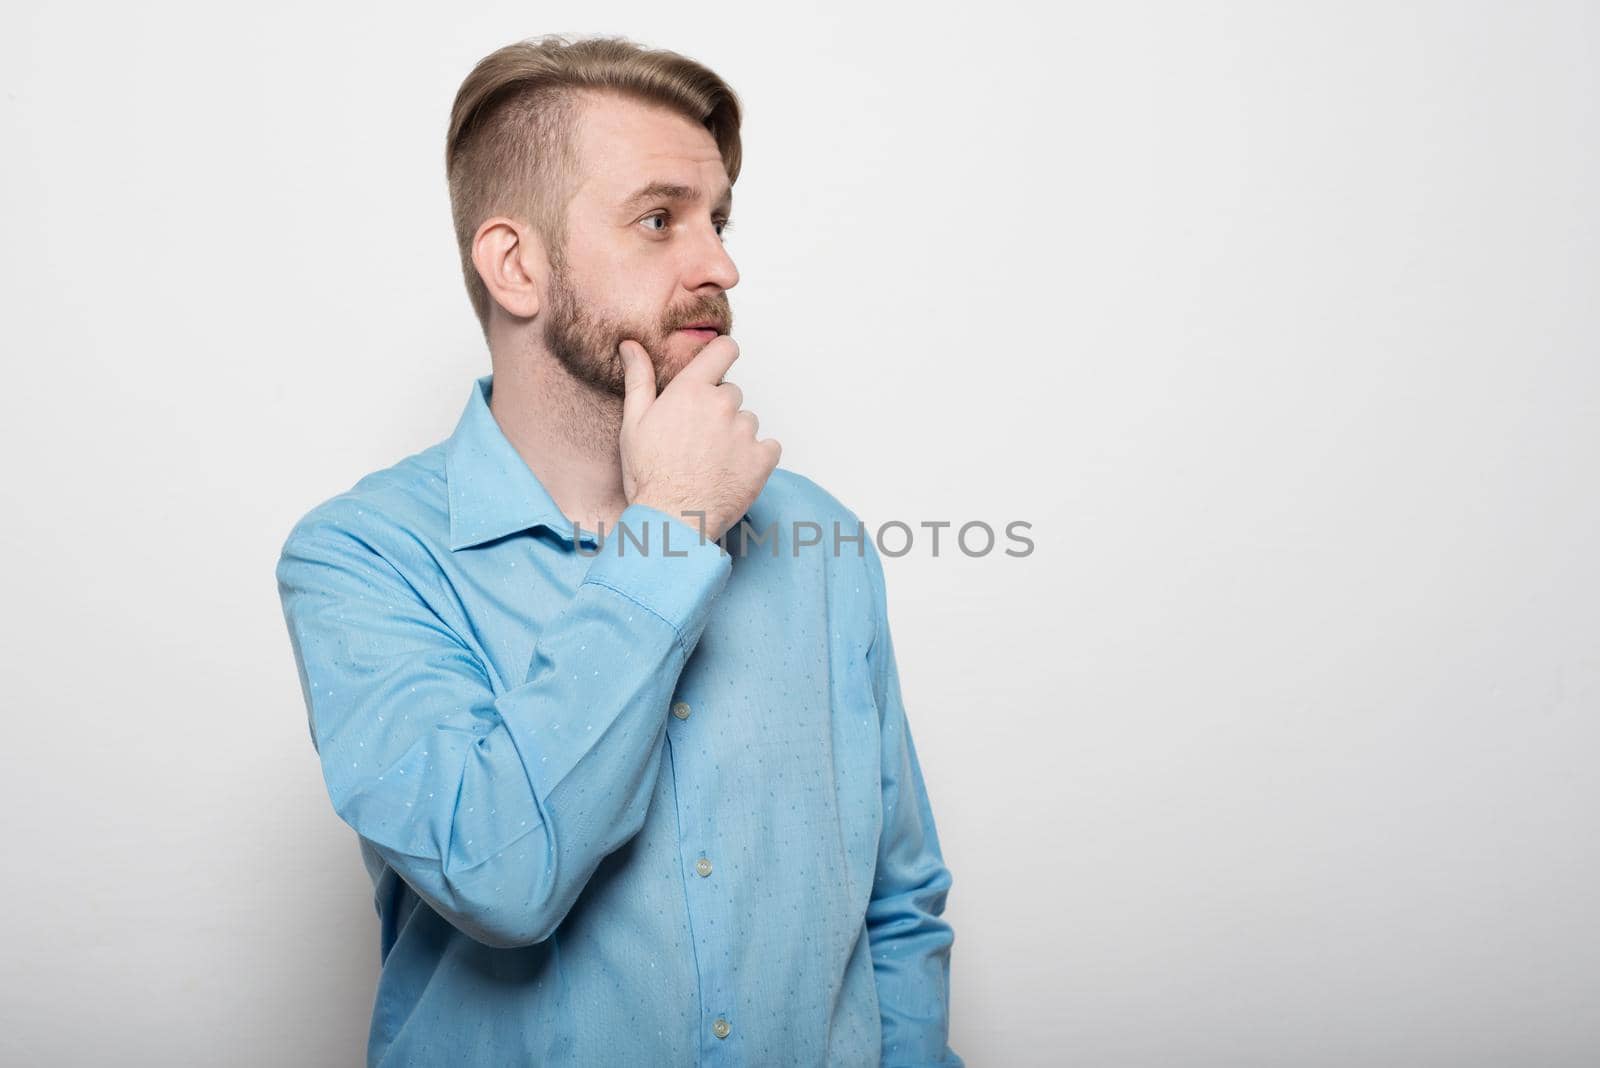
539;91;738;397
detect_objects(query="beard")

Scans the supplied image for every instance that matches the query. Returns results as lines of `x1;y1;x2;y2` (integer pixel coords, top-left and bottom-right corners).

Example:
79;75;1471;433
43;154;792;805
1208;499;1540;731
541;253;732;398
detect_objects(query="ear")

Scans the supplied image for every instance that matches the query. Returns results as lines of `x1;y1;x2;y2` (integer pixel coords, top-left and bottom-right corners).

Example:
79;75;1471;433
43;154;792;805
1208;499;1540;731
471;216;549;320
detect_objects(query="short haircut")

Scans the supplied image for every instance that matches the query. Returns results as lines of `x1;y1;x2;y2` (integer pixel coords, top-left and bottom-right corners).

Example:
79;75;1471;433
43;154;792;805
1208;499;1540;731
445;34;743;339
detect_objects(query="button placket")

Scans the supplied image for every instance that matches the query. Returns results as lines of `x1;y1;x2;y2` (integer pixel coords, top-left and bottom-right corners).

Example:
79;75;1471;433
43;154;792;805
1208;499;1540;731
669;696;729;1054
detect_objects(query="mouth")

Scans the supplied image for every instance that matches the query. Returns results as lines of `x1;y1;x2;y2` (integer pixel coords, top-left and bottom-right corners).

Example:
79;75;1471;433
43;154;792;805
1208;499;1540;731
676;325;721;340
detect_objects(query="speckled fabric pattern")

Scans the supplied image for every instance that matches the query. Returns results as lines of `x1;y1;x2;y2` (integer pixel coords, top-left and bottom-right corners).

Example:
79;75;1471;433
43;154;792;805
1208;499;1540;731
275;373;962;1066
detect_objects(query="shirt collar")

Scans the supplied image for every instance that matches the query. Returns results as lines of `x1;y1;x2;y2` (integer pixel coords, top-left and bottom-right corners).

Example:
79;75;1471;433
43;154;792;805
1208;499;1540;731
445;373;600;551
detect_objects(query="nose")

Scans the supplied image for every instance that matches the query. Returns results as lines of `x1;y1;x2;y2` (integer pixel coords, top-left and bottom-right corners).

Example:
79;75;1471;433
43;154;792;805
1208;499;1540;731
684;219;739;293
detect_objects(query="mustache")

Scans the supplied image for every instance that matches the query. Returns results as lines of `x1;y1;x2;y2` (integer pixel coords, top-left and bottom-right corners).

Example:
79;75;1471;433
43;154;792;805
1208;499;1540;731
665;300;732;333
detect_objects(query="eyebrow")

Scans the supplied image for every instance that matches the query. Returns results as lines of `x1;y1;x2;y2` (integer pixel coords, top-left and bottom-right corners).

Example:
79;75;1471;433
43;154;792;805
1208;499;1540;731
621;180;734;216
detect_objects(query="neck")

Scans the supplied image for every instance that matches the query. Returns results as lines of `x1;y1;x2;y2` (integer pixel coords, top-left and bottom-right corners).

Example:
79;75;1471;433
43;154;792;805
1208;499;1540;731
487;347;630;536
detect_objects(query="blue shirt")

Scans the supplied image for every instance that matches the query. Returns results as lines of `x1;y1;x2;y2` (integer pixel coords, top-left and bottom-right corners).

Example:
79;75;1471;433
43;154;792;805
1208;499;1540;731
275;373;962;1066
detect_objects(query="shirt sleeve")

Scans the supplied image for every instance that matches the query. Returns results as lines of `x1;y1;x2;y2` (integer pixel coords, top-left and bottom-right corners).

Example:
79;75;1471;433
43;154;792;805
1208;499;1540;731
861;538;964;1067
275;502;731;950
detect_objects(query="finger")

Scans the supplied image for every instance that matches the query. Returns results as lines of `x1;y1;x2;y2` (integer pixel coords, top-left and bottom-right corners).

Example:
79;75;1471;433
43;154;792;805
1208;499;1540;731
675;334;740;387
716;381;744;413
620;340;656;428
736;409;759;437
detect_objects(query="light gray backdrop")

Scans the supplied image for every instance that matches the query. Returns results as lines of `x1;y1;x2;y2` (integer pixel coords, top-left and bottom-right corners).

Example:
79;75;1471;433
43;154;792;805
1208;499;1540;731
2;1;1596;1065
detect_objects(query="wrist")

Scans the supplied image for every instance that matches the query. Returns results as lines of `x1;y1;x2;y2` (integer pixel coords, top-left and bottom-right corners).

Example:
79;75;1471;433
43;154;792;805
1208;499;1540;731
620;500;721;549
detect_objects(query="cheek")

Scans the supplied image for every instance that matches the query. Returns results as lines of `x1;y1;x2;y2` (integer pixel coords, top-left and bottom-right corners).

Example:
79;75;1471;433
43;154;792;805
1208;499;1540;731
569;242;676;336
616;285;678;335
590;237;658;285
573;272;642;327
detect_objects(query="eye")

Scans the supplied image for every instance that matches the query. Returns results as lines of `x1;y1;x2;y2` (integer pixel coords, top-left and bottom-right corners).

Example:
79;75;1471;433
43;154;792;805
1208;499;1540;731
639;210;734;240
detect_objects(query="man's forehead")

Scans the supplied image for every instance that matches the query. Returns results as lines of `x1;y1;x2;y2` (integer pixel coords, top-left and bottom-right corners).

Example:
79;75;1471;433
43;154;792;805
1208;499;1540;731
569;93;730;207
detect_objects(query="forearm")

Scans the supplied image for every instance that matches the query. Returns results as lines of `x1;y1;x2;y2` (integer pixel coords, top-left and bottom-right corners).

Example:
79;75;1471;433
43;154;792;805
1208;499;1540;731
866;755;961;1066
279;503;731;949
343;586;695;948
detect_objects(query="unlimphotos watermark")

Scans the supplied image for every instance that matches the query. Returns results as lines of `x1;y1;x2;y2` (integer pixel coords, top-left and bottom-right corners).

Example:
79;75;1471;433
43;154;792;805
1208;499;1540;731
571;512;1035;559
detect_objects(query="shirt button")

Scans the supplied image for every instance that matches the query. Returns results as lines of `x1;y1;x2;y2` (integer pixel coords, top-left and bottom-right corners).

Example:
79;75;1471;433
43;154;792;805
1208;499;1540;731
671;700;692;720
695;856;713;877
712;1017;731;1039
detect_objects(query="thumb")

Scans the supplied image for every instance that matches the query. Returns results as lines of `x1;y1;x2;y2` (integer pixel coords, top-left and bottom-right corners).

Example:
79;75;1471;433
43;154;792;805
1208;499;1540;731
619;340;656;428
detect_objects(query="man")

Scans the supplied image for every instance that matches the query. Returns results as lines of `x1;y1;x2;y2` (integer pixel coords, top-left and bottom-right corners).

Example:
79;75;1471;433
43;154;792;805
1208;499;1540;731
276;33;961;1067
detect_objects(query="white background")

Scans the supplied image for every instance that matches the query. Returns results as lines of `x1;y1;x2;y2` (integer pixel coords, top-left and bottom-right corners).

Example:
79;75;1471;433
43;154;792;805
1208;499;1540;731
3;2;1597;1065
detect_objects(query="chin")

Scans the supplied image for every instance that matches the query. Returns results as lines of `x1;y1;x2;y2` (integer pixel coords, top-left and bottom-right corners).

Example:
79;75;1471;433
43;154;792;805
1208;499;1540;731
662;336;701;365
655;361;688;391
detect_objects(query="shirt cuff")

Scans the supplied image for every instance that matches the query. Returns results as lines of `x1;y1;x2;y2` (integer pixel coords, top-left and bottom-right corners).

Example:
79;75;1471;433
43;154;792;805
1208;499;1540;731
580;502;733;651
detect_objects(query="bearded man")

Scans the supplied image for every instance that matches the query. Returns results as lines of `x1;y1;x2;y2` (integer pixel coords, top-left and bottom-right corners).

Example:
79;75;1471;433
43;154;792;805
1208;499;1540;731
276;33;962;1067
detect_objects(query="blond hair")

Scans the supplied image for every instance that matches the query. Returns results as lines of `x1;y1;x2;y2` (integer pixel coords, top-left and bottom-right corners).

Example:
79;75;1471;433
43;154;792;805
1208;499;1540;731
445;34;743;338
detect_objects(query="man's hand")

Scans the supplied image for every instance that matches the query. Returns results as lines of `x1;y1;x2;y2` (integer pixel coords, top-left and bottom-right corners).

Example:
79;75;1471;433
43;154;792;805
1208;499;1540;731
618;335;781;543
